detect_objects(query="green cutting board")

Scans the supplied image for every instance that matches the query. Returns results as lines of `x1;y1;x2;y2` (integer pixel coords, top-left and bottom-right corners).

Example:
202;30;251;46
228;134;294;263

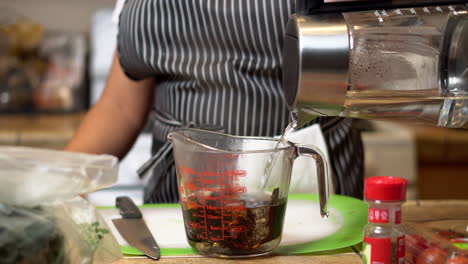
100;194;367;256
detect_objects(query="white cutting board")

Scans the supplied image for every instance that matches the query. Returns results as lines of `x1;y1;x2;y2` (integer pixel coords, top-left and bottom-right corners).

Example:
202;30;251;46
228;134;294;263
99;199;343;249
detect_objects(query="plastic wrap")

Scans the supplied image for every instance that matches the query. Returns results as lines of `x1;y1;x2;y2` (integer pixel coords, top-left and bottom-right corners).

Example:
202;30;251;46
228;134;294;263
0;146;122;264
405;219;468;263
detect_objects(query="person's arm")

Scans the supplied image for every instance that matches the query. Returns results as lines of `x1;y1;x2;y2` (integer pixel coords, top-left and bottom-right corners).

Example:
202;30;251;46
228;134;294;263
65;51;155;159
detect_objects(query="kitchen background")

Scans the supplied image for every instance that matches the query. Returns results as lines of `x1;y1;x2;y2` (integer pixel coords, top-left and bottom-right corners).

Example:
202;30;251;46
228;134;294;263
1;0;467;206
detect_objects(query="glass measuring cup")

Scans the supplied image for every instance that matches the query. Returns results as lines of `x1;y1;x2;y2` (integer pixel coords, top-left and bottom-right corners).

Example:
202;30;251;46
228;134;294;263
168;128;329;258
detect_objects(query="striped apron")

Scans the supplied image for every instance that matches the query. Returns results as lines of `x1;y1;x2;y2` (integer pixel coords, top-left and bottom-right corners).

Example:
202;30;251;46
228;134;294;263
117;0;364;202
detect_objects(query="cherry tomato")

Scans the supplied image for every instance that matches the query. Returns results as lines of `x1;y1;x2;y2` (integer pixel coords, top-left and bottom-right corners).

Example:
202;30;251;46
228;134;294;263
407;234;430;262
445;255;468;264
450;238;468;244
434;231;461;241
416;247;449;264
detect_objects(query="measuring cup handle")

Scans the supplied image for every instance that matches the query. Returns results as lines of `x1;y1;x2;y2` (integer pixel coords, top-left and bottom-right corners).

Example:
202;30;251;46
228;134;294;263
295;144;329;218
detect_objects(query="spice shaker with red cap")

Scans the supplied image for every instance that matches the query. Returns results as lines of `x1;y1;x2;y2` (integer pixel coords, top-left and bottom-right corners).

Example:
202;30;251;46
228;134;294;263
363;176;408;264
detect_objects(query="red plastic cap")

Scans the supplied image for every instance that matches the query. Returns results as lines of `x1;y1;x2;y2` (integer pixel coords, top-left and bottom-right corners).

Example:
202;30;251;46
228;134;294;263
365;176;407;201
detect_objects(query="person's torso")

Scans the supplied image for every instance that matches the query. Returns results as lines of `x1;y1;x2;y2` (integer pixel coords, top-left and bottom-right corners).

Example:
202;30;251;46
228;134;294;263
118;0;295;140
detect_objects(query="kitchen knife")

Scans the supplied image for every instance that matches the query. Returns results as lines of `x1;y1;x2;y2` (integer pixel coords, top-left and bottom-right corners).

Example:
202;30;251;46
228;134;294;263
112;196;160;260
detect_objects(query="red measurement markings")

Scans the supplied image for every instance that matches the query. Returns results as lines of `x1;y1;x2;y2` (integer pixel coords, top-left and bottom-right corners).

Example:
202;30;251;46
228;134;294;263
189;221;203;229
188;220;209;240
223;176;240;182
182;183;199;191
223;170;247;177
199;179;217;184
201;171;223;176
226;226;246;233
181;166;197;175
195;219;206;226
223;184;247;194
206;205;222;210
219;172;225;242
200;195;209;240
203;187;221;192
180;168;249;241
181;167;247;177
225;204;246;213
203;196;220;201
192;212;206;218
208;224;244;241
222;212;245;218
184;201;204;209
207;214;223;220
192;178;205;183
221;201;246;217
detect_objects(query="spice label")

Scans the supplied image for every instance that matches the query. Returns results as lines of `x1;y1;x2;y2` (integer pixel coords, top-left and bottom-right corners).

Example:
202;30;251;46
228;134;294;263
395;209;402;224
368;208;390;223
397;235;405;264
363;237;392;264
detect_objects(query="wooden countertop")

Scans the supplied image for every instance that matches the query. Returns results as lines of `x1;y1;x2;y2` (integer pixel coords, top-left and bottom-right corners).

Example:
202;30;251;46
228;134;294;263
112;200;468;264
114;255;362;264
2;114;468;158
0;113;83;149
410;125;468;164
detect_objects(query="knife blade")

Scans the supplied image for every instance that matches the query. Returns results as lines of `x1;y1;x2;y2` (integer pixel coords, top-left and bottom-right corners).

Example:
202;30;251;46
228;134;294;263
112;196;160;260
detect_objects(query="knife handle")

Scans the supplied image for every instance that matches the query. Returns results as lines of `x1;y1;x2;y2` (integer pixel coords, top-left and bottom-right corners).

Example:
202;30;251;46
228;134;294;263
116;196;142;219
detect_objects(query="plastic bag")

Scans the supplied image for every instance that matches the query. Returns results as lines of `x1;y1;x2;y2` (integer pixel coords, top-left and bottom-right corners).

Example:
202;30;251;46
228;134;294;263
0;146;122;264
